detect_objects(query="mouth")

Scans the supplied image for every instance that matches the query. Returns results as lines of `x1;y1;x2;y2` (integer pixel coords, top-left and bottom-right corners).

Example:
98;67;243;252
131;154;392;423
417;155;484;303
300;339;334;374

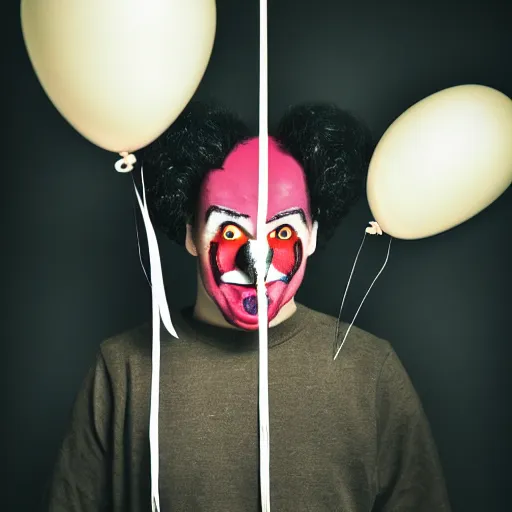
209;242;302;318
210;242;301;288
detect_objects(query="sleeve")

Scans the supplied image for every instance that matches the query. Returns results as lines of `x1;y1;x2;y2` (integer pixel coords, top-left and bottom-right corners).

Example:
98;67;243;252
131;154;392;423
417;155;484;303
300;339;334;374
372;349;452;512
44;352;113;512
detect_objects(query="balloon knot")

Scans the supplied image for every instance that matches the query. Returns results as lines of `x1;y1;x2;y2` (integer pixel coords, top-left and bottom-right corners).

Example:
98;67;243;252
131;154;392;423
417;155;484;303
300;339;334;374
366;221;383;235
115;152;137;173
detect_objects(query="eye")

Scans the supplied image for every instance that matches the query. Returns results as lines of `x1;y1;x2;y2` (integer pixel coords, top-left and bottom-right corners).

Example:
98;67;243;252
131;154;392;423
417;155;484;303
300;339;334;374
276;225;293;240
222;224;243;241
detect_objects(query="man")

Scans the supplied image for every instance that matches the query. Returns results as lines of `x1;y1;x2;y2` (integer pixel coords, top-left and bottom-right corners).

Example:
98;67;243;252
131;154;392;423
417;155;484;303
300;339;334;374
46;102;451;511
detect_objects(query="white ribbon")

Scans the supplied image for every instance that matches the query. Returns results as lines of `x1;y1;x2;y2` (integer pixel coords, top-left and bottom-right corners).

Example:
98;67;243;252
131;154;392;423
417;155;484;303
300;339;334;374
132;168;179;512
257;0;270;510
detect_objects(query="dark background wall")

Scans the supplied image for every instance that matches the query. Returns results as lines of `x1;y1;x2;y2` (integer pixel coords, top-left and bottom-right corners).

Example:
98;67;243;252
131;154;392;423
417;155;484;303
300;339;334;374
3;0;511;510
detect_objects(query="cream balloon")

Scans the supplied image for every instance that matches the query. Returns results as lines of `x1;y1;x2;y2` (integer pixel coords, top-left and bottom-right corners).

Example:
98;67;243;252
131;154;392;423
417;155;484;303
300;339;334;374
21;0;216;154
367;85;512;240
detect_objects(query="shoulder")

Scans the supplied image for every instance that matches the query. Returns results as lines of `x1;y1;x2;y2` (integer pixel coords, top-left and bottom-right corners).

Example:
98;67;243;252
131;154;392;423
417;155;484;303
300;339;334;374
298;303;393;368
299;304;420;411
98;322;153;375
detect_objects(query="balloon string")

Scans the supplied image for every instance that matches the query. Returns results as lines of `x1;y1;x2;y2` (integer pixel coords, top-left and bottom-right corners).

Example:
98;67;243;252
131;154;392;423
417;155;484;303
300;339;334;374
333;232;368;359
132;199;151;288
131;165;180;512
149;300;161;512
258;0;270;510
131;171;153;288
133;167;177;337
333;223;391;361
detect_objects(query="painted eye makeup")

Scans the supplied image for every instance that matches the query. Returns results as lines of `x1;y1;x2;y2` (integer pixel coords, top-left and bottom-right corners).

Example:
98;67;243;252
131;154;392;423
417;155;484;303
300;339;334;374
269;224;295;241
221;224;244;241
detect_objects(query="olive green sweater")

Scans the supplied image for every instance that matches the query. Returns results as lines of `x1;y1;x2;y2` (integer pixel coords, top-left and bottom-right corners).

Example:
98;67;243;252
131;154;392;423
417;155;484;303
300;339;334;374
46;304;451;511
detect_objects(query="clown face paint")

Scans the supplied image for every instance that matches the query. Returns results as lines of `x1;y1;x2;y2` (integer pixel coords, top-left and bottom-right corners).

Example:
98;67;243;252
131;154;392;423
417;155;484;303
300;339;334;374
193;137;317;330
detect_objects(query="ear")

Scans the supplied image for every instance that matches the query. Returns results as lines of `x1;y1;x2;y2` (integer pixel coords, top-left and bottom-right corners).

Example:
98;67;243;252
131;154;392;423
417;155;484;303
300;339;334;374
307;221;319;256
185;224;198;256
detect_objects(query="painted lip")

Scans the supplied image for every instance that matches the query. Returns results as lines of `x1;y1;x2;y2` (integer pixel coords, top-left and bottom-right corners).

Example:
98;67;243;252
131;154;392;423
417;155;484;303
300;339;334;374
218;281;283;327
208;241;303;328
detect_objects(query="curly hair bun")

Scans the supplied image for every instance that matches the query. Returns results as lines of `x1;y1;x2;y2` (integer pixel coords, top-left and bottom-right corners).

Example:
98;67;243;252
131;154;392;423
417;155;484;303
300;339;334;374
276;103;375;242
140;102;251;245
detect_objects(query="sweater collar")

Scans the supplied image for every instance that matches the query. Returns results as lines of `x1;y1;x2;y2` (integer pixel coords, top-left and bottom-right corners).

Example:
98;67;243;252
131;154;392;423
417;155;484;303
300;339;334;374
171;303;312;352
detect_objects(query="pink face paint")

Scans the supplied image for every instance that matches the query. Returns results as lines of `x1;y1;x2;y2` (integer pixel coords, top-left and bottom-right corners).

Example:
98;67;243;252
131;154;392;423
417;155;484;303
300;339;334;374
195;137;315;330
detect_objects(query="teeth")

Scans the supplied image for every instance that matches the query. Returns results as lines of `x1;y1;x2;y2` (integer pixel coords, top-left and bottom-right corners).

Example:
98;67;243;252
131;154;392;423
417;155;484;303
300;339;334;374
266;265;286;283
221;270;252;285
220;265;287;285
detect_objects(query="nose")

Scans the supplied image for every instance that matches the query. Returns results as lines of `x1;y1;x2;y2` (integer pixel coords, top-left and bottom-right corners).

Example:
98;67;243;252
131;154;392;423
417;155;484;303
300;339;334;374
235;242;273;284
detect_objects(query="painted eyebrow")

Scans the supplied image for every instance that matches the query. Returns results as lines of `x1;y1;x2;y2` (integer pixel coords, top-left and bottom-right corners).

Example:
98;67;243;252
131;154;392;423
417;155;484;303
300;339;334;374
267;208;307;225
205;205;250;223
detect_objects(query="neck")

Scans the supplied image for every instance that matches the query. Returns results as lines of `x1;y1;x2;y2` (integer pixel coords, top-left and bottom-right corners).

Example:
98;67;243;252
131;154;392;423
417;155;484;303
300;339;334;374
193;269;297;330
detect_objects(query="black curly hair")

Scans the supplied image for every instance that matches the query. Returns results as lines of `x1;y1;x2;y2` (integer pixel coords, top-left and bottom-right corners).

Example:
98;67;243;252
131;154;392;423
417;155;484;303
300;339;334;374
276;103;374;242
141;101;374;246
140;102;251;245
